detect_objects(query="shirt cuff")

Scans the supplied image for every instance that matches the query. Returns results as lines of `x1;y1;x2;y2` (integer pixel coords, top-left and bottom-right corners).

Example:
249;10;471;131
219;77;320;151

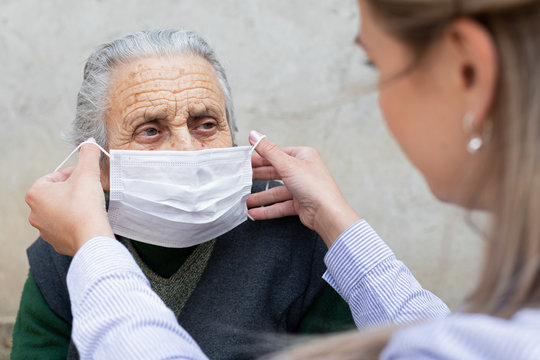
67;236;146;309
322;219;395;300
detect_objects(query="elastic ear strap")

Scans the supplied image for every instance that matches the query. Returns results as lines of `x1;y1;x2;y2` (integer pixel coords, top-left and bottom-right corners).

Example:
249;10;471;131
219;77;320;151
250;135;267;153
247;135;270;222
54;141;111;173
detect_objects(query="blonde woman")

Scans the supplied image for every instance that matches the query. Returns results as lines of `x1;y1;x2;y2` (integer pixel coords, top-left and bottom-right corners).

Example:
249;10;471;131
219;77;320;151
26;0;540;358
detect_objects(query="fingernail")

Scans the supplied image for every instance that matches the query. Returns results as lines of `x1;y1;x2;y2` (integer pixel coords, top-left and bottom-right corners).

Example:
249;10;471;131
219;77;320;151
86;137;96;144
249;130;263;144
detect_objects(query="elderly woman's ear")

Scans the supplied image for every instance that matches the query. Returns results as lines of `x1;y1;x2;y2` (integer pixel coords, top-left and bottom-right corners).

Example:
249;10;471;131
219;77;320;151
100;157;110;191
26;141;114;256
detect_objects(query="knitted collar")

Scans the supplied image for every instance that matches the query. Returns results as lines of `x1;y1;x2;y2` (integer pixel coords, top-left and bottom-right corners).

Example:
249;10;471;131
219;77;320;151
119;236;216;318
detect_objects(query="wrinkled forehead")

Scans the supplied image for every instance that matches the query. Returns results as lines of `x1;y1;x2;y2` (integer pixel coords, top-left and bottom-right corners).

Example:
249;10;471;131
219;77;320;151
107;55;226;120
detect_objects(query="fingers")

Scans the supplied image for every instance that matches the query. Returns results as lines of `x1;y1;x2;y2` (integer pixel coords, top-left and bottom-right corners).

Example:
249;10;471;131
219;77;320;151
249;131;294;172
251;153;272;168
247;185;292;208
26;173;56;208
251;152;281;180
71;139;102;179
252;166;282;181
33;168;72;186
248;200;297;220
251;148;309;167
41;166;76;183
57;166;76;179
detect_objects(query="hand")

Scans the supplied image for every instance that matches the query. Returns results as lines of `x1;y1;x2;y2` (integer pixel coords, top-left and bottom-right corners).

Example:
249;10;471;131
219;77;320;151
25;139;114;256
247;131;361;248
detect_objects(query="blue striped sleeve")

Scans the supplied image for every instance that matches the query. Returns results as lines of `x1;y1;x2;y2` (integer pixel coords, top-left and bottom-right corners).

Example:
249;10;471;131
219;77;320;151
67;236;208;360
323;220;450;329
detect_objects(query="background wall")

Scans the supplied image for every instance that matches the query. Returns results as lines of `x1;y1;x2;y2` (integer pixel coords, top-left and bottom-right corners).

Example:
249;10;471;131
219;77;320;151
0;0;484;355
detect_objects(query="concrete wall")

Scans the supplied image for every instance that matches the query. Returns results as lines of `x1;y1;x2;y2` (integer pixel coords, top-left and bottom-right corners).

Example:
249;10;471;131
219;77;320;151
1;0;483;336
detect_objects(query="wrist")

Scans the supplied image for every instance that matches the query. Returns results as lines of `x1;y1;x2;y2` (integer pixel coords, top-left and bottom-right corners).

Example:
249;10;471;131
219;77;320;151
314;200;361;248
75;216;114;253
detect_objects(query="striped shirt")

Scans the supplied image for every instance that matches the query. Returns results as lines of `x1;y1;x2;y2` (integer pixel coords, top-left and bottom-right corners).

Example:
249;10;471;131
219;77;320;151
67;220;540;359
323;220;450;328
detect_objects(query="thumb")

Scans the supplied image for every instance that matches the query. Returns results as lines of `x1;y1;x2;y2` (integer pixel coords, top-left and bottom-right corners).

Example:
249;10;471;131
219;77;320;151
71;139;103;179
249;130;293;172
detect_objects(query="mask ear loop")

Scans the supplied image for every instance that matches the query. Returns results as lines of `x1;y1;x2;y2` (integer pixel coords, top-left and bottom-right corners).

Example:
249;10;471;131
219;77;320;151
54;140;111;173
247;135;270;222
249;135;267;153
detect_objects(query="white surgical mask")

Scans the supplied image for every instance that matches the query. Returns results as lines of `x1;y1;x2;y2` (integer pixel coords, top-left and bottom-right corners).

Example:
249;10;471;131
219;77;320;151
55;137;266;248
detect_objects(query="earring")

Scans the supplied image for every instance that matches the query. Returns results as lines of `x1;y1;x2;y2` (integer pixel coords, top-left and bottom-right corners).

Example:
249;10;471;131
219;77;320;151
463;112;483;154
467;136;483;154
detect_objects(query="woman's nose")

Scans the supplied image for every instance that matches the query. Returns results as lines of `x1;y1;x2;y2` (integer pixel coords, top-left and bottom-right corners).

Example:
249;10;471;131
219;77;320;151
164;128;201;151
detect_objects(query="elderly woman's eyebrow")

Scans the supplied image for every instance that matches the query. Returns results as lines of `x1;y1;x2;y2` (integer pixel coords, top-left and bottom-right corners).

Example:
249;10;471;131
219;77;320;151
122;104;169;126
121;101;225;128
188;104;223;120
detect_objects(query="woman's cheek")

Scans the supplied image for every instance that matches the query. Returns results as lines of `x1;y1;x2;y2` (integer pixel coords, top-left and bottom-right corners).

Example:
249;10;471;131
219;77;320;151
378;88;422;169
207;132;233;148
378;90;400;137
200;125;233;148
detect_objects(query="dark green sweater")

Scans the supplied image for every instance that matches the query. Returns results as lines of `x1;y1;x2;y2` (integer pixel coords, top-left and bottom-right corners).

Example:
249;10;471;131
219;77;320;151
13;240;353;359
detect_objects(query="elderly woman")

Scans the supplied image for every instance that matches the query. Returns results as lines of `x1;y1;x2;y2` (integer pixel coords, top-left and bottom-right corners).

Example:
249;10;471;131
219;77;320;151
11;30;353;359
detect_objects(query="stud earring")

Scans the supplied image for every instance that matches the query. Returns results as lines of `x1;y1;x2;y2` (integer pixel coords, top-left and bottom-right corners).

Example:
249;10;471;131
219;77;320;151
463;112;483;154
467;136;483;154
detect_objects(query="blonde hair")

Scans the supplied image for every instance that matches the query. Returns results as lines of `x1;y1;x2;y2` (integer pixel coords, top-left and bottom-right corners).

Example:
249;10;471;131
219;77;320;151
273;0;540;358
266;328;396;360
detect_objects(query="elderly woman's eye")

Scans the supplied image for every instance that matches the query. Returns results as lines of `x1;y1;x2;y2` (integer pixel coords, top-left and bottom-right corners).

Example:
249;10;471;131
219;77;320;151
201;122;215;130
190;117;219;136
143;127;159;136
133;123;163;144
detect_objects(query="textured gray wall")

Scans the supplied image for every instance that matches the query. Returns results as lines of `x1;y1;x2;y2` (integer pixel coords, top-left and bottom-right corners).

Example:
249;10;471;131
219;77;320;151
1;0;483;329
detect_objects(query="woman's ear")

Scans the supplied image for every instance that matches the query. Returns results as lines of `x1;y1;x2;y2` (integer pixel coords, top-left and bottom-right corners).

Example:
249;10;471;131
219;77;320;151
448;18;498;131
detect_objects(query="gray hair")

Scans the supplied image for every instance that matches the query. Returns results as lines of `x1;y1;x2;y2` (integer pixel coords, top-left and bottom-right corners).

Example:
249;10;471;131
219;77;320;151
66;29;237;148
